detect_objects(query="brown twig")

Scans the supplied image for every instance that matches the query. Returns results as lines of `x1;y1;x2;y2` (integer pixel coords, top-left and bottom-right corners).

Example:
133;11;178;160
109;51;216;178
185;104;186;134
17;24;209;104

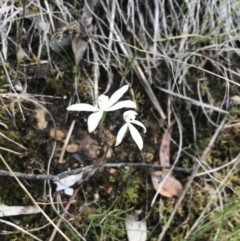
58;120;76;164
0;163;192;181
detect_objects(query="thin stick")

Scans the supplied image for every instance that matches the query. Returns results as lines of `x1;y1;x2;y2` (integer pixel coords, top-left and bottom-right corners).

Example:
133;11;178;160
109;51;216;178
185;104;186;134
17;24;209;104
157;87;229;114
58;120;76;164
0;219;42;241
0;163;192;181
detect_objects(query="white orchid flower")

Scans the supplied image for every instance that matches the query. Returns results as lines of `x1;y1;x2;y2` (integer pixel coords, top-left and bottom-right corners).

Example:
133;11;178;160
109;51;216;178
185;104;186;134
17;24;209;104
55;173;83;196
67;85;136;133
115;110;146;150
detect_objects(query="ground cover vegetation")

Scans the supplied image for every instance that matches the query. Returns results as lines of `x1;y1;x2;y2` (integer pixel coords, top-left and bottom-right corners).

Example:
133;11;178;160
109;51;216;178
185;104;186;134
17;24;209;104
1;0;240;240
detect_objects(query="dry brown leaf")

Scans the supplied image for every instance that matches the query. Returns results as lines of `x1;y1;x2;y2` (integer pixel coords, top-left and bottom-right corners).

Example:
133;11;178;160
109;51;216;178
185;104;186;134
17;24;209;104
151;171;183;198
159;121;175;168
66;144;79;153
79;132;99;160
34;108;48;130
72;36;88;66
49;127;66;141
144;152;154;162
151;121;183;197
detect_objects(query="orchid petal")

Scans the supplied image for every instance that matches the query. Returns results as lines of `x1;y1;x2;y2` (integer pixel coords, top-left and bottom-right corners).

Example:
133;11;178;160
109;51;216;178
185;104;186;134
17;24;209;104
107;100;136;111
123;110;138;122
55;182;68;192
56;176;77;188
64;188;74;196
88;111;103;133
115;123;129;146
129;124;144;150
55;173;83;191
130;120;146;133
98;95;109;110
106;85;129;109
67;103;99;112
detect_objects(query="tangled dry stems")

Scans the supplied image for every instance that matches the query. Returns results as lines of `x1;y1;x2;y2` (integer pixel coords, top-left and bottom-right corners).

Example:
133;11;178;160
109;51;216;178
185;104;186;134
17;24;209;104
1;0;240;240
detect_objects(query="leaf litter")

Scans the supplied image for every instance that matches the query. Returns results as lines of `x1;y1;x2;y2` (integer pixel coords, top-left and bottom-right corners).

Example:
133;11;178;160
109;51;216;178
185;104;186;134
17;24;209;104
34;108;48;130
0;204;40;217
1;0;239;240
125;210;147;241
151;121;183;198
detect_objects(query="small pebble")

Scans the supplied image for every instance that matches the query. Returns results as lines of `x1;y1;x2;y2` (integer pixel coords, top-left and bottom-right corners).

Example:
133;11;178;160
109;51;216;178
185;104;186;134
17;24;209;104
66;144;79;153
71;153;85;164
49;127;66;141
94;192;100;201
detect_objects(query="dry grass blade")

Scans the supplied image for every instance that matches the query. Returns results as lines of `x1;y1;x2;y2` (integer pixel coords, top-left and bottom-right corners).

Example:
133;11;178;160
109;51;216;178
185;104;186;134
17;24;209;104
48;185;86;241
0;219;42;241
58;120;75;164
133;63;166;119
96;0;166;119
0;131;27;150
72;36;88;66
157;87;229;114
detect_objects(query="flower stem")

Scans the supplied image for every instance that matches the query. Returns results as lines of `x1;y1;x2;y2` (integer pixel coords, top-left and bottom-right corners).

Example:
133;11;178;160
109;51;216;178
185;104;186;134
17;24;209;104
98;112;106;139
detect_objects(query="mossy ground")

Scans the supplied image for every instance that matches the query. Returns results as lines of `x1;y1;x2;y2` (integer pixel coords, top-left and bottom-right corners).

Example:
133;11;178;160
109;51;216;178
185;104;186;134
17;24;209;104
1;1;240;240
